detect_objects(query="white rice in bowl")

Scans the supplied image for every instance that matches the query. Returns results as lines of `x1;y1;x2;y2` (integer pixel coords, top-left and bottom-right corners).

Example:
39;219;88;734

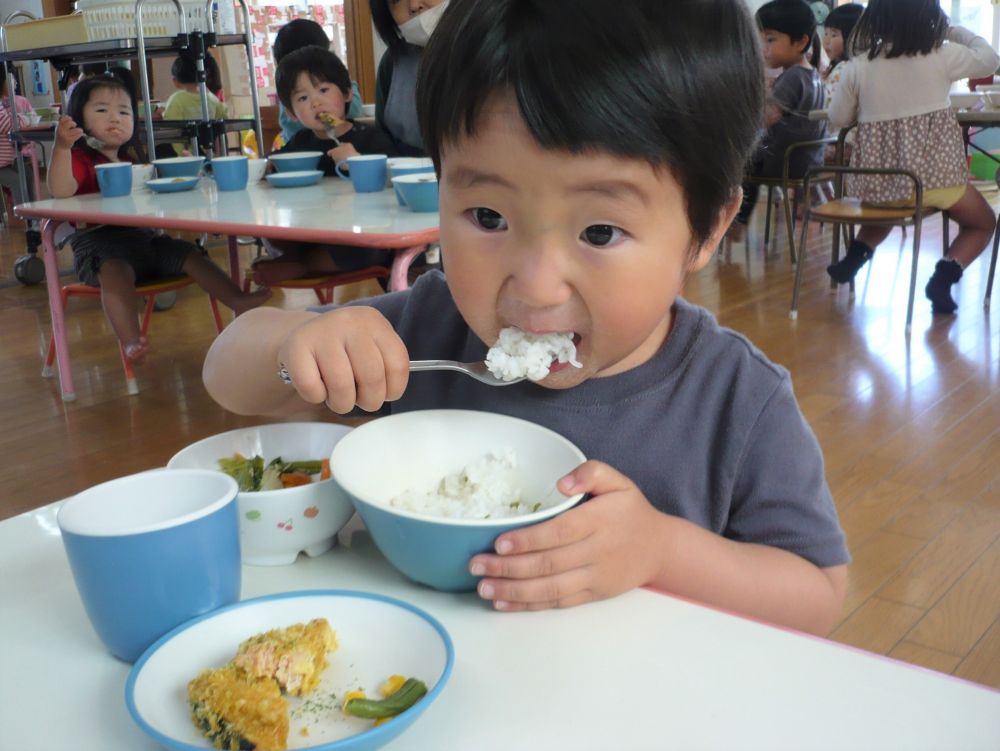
389;449;548;519
485;328;582;382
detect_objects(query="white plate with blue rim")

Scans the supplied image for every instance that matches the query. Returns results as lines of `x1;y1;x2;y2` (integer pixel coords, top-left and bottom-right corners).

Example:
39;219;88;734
126;590;454;751
147;176;200;193
266;170;325;188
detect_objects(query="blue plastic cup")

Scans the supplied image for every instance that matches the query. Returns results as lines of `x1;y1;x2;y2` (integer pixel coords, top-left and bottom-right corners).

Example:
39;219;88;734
335;154;388;193
95;162;132;197
211;155;249;191
57;469;241;663
392;173;439;212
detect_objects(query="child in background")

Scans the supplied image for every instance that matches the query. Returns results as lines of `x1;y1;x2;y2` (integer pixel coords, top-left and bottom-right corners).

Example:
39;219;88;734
827;0;998;314
162;55;228;156
250;46;395;286
0;65;29;210
821;3;863;107
728;0;826;241
820;2;863;165
205;0;848;635
272;18;364;146
48;75;269;363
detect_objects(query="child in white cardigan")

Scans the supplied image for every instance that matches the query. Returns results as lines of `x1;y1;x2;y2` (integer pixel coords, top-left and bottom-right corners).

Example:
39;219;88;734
827;0;999;315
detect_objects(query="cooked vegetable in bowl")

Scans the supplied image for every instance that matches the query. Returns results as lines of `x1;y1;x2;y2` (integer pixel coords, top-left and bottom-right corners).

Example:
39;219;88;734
218;453;331;491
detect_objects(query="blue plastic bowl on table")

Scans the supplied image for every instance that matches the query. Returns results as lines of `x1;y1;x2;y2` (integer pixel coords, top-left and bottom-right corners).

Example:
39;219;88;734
329;410;586;591
392;174;439;212
152;156;204;178
268;151;323;173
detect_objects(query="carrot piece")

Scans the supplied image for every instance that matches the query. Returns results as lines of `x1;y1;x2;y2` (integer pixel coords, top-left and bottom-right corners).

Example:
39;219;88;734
280;472;312;488
320;459;332;480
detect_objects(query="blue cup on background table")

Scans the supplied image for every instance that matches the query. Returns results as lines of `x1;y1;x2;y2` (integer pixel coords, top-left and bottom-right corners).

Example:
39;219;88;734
57;469;241;663
95;162;132;197
335;154;388;193
388;157;435;205
211;155;249;191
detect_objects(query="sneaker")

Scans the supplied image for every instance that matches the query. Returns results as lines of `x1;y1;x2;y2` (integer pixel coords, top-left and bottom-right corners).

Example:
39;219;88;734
827;242;873;284
925;259;963;315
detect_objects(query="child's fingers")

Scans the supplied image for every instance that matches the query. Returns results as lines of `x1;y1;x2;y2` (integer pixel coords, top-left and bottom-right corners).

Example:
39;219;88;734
469;536;591;580
477;568;596;611
314;347;362;413
373;326;410;402
343;336;392;412
557;459;635;498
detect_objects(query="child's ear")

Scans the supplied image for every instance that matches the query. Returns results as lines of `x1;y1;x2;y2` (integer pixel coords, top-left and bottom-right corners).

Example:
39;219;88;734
688;190;742;272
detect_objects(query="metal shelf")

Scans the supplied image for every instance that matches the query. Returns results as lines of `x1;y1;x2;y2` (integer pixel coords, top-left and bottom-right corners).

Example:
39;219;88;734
12;118;253;145
0;34;246;65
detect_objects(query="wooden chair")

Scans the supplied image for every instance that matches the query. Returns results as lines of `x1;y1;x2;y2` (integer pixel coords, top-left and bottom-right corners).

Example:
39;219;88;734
43;276;225;396
243;265;391;305
748;136;837;265
789;164;948;334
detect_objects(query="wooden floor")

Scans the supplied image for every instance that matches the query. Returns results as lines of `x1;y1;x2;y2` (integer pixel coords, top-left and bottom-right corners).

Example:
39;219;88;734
1;193;998;692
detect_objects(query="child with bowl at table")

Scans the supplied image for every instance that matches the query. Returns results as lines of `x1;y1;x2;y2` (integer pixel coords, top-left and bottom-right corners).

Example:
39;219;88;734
48;74;270;363
204;0;849;635
826;0;999;315
250;46;397;287
727;0;827;242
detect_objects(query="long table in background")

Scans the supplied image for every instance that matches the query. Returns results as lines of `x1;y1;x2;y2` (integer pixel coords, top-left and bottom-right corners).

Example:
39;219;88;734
2;501;999;750
15;178;440;402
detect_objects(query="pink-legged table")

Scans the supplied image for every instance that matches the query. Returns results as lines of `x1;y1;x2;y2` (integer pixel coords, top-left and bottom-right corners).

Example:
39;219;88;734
15;177;439;402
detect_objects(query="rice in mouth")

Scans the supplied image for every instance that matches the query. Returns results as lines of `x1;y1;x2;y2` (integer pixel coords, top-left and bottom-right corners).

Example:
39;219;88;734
485;328;582;382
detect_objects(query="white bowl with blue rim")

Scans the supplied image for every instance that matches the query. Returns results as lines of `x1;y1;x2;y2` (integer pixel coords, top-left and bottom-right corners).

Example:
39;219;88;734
266;169;325;188
153;155;205;178
168;423;355;565
146;176;200;193
330;409;586;591
269;151;323;172
126;589;454;751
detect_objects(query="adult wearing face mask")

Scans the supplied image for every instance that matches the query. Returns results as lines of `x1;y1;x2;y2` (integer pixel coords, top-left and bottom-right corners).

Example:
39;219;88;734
369;0;450;156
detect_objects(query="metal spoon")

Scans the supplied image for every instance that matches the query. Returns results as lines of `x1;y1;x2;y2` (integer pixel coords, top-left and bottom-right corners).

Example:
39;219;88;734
409;360;526;387
277;360;526;387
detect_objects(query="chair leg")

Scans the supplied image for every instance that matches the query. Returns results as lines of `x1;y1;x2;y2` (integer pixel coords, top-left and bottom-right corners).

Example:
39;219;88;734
763;185;773;248
985;221;999;310
783;186;797;267
905;215;924;335
209;296;225;333
790;208;812;319
942;212;950;254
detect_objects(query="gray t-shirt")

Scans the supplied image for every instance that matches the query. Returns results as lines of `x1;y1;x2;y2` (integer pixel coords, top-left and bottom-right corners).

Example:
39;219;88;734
341;271;848;568
761;65;827;178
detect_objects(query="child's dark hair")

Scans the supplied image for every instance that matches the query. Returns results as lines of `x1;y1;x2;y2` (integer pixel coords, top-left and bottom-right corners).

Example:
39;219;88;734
850;0;948;60
369;0;407;56
824;2;864;69
171;54;223;94
171;55;199;84
418;0;764;248
204;54;223;96
67;74;145;161
757;0;821;69
272;18;330;64
275;46;351;112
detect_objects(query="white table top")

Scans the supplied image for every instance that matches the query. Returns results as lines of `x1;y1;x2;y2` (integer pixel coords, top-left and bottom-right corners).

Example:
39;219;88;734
2;502;999;751
15;176;439;249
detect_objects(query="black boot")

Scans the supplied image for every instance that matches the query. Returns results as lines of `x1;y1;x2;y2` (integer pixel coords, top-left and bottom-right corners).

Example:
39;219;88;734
827;240;874;284
924;258;963;315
